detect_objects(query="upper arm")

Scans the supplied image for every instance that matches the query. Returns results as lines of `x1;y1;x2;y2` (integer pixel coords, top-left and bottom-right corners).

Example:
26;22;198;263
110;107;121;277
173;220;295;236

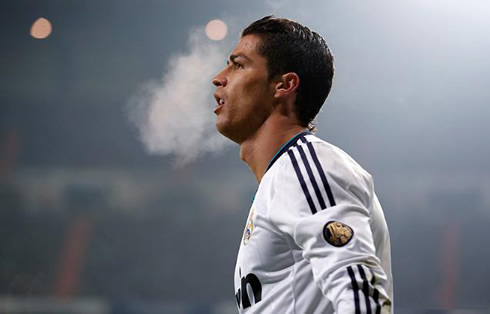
268;142;392;312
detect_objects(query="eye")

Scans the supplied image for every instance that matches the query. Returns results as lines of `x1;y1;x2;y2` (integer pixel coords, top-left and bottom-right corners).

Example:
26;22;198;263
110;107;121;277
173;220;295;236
226;58;244;70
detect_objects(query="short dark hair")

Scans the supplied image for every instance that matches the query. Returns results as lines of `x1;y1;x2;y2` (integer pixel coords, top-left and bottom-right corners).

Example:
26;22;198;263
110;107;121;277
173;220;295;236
242;16;334;131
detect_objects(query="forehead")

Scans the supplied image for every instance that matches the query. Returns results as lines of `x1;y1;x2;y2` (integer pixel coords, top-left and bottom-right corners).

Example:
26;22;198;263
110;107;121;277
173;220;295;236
231;34;263;60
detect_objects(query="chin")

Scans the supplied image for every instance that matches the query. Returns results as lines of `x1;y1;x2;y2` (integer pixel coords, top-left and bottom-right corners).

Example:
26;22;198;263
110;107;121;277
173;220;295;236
215;119;226;135
216;122;242;144
216;120;231;137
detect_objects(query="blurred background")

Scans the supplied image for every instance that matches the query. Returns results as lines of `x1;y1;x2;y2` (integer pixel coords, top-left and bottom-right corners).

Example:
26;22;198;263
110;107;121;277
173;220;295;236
1;0;489;313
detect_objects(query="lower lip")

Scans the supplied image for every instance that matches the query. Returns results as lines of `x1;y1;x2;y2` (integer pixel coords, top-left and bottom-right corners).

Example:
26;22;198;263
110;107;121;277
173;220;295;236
214;104;223;114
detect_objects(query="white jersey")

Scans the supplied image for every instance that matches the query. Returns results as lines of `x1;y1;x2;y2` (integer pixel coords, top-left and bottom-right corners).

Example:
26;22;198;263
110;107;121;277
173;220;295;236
234;132;393;313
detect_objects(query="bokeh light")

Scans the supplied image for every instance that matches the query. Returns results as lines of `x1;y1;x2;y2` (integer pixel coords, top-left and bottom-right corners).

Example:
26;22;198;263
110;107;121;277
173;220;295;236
30;17;52;39
205;19;227;41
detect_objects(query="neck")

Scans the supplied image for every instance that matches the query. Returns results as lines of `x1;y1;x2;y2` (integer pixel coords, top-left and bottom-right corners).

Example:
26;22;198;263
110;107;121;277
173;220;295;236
239;113;306;183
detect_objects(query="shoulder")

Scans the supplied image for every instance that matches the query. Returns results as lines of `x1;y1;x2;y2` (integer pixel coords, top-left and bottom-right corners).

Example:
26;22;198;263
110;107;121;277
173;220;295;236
263;134;375;236
267;134;374;213
270;134;372;190
302;135;373;189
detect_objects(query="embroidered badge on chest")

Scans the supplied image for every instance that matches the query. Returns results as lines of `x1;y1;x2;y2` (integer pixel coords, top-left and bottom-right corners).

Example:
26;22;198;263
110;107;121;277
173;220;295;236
323;221;354;247
242;207;255;246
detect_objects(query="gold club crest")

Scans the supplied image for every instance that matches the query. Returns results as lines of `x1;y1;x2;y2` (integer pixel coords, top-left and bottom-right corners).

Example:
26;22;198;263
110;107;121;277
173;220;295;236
323;221;354;247
242;208;255;246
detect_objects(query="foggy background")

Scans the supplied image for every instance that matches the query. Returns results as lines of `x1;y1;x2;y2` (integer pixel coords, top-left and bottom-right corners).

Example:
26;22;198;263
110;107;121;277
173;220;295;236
1;0;489;313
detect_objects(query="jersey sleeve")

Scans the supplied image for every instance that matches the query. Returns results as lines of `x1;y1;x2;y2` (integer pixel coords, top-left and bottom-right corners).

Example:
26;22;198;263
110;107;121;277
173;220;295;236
268;141;392;313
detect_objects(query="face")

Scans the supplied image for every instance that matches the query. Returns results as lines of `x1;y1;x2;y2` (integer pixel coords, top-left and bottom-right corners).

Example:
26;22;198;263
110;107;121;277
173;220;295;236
212;34;276;144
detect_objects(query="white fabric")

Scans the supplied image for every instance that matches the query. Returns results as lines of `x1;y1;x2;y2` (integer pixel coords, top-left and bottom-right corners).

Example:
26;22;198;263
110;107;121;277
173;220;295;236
234;134;393;313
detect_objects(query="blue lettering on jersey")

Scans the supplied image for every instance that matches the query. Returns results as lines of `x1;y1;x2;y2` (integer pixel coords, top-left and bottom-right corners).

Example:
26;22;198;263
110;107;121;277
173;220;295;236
235;269;262;309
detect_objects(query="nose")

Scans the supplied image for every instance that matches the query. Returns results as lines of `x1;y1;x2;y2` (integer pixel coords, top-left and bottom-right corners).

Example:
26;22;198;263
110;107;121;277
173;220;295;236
212;71;227;87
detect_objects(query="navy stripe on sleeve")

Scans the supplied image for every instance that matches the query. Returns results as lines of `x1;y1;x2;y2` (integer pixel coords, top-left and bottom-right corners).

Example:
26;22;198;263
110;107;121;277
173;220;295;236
306;142;336;207
296;145;327;210
358;264;372;314
288;150;317;214
373;289;381;314
369;267;381;314
347;266;361;314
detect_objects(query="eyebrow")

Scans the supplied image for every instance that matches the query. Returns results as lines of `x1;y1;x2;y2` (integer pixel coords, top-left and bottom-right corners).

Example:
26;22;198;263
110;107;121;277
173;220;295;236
228;54;250;64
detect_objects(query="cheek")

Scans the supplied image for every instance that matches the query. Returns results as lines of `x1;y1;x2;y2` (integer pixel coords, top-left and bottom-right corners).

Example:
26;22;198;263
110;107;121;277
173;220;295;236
247;82;273;110
228;75;272;118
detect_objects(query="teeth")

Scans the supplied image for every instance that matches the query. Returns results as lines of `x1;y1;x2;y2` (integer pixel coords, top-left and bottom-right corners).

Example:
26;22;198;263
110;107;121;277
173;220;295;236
219;99;225;105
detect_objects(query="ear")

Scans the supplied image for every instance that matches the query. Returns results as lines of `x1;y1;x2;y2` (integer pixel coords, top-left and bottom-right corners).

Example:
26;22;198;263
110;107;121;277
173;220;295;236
273;72;300;99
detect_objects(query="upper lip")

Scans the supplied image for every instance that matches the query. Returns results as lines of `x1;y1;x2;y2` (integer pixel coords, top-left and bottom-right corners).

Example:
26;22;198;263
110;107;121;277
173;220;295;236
214;93;224;106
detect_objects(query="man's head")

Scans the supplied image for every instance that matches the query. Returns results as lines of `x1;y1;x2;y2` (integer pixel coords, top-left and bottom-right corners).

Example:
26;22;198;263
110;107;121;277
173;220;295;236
212;16;334;143
241;16;334;131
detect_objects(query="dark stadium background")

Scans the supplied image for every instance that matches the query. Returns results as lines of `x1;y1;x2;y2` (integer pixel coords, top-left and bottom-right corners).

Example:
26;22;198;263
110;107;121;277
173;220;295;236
1;0;489;313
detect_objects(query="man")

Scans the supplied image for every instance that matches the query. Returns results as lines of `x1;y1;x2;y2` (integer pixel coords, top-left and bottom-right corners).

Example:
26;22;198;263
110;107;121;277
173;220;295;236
212;16;393;313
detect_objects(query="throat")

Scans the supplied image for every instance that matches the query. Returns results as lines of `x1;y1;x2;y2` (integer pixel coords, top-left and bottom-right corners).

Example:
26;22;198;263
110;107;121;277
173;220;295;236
239;139;268;183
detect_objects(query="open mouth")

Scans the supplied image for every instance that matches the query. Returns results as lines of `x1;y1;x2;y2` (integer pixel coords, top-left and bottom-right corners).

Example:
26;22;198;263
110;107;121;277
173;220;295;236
214;94;225;113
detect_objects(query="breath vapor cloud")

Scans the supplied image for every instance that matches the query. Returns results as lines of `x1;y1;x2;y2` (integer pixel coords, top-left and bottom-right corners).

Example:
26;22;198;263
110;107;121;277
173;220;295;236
129;28;229;166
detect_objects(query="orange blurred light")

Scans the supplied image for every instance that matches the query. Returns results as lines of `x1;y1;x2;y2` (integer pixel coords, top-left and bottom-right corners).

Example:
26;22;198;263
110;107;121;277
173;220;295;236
205;19;227;41
30;17;52;39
